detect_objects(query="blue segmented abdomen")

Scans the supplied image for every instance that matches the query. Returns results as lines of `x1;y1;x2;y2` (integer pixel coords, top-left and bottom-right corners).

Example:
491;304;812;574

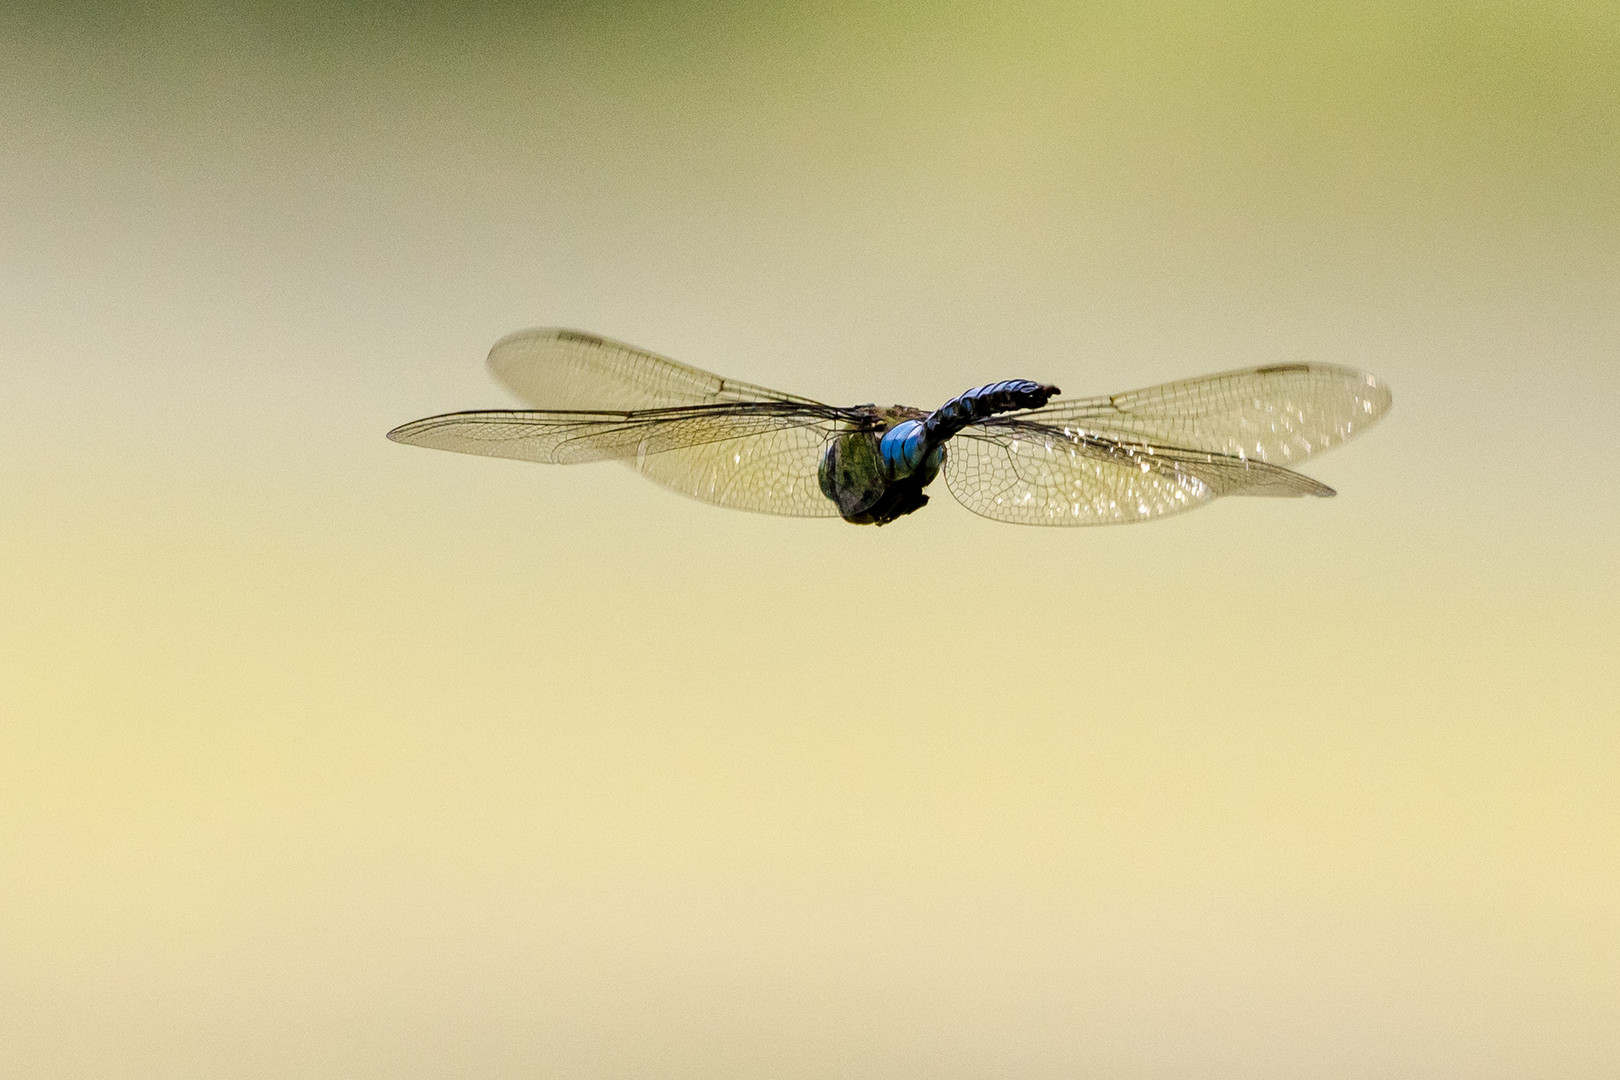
923;380;1058;443
878;419;931;479
878;419;946;483
879;379;1057;481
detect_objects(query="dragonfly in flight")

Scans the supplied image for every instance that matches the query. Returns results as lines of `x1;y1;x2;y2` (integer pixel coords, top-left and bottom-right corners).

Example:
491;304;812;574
388;328;1392;526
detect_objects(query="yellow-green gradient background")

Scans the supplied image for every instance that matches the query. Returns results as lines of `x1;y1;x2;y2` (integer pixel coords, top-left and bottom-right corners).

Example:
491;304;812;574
3;2;1616;1076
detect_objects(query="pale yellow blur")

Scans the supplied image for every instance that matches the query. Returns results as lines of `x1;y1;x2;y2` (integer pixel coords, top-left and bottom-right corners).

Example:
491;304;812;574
1;2;1616;1077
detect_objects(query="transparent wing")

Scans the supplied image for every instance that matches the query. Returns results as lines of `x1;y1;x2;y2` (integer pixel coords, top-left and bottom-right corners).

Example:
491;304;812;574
386;404;845;517
1026;363;1391;467
944;421;1332;526
487;328;825;411
630;422;841;516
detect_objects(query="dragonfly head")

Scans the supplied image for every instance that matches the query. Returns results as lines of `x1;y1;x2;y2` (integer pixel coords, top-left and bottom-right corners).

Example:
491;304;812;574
818;424;944;526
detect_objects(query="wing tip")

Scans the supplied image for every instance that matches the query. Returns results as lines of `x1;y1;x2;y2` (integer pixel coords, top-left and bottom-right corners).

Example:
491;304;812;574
488;326;610;356
388;413;486;446
386;418;432;445
1235;474;1337;498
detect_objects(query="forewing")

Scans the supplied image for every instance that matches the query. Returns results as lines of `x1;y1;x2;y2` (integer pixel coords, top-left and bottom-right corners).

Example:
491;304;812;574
944;421;1332;526
487;328;824;410
387;405;844;517
629;422;841;516
1026;363;1391;467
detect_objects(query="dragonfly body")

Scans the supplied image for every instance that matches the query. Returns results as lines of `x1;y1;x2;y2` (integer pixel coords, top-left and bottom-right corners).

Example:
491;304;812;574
389;328;1391;526
820;380;1059;523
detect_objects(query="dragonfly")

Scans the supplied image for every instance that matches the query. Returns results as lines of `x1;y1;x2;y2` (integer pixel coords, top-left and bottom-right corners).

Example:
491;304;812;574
387;328;1392;526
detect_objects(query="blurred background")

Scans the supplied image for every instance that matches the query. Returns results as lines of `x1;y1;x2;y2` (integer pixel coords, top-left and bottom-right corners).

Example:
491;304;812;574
1;2;1616;1076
